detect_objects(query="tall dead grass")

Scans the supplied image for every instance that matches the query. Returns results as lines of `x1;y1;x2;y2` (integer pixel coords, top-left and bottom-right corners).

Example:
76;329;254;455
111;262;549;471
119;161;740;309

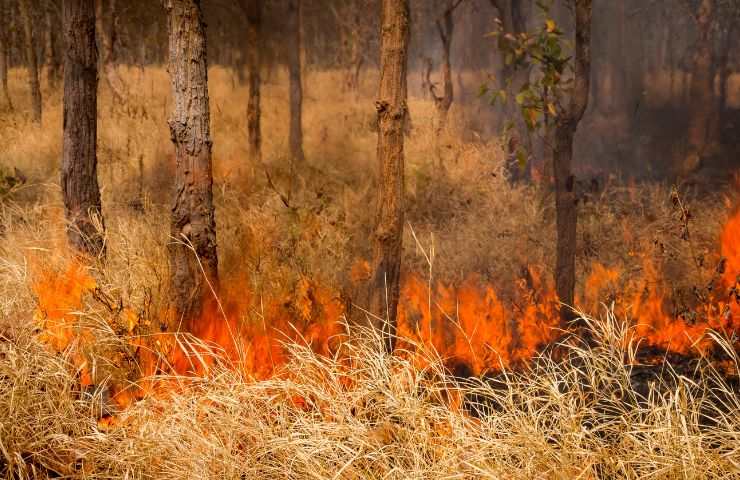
2;306;740;478
0;66;739;478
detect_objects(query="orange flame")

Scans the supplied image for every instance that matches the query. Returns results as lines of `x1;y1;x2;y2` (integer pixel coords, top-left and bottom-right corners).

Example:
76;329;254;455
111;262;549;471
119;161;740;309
30;209;740;409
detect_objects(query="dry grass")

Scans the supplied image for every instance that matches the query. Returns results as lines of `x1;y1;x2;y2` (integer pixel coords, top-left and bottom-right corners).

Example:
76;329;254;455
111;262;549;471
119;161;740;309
0;66;739;478
2;307;740;478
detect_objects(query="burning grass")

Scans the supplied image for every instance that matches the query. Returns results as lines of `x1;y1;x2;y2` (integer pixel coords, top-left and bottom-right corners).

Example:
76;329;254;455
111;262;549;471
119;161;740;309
2;310;740;478
1;66;740;478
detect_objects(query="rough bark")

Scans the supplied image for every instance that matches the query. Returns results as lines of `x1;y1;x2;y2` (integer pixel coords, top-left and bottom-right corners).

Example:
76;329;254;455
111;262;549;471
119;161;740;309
684;0;715;174
44;3;61;90
163;0;219;325
240;0;262;163
62;0;105;257
287;0;305;164
553;0;591;326
367;0;409;353
95;0;126;102
18;0;42;122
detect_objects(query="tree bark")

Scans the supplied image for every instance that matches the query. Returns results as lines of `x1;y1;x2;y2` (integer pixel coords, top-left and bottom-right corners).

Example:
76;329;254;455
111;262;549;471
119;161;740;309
18;0;42;122
240;0;262;163
163;0;219;325
367;0;409;353
44;3;61;91
553;0;591;326
95;0;126;102
62;0;105;258
287;0;305;164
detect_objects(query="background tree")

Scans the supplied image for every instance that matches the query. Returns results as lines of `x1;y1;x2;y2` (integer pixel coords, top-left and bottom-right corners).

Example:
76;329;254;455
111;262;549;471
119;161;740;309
44;1;61;91
163;0;219;324
95;0;127;102
239;0;262;163
0;0;12;110
18;0;42;122
329;0;378;93
552;0;592;325
367;0;410;353
682;0;716;176
61;0;105;257
286;0;305;164
430;0;464;165
486;0;593;326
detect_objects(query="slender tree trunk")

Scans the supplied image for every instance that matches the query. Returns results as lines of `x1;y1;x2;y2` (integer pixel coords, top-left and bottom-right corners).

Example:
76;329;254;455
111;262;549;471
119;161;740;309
242;0;262;163
18;0;42;122
0;1;12;110
95;0;126;102
367;0;409;353
685;0;715;172
420;56;432;99
62;0;104;257
163;0;219;325
553;0;592;326
490;0;533;180
717;22;734;115
433;4;454;135
44;4;61;91
287;0;305;164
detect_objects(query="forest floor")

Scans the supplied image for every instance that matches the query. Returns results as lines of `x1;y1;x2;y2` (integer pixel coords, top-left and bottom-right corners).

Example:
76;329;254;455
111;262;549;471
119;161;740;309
0;67;739;478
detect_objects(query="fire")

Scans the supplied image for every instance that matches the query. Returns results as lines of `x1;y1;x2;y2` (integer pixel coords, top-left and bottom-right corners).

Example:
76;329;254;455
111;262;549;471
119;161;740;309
30;210;740;410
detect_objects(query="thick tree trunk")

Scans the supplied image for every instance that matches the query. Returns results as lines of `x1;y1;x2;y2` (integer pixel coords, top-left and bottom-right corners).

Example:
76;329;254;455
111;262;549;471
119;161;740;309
163;0;219;325
684;0;715;173
287;0;305;164
62;0;105;258
95;0;126;102
367;0;409;353
18;0;42;122
44;4;61;91
0;1;12;110
553;0;591;326
241;0;262;163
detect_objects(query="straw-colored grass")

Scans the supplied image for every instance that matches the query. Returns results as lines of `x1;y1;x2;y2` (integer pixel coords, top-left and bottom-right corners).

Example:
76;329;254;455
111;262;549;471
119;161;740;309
2;307;740;478
0;65;738;478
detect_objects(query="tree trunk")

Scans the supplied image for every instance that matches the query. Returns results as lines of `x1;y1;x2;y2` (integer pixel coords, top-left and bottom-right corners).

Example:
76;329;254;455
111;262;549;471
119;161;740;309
241;0;262;163
684;0;715;173
163;0;219;326
287;0;305;164
95;0;126;102
367;0;409;353
44;3;61;91
18;0;42;123
433;3;454;135
420;56;432;99
62;0;105;258
553;0;592;327
0;1;12;110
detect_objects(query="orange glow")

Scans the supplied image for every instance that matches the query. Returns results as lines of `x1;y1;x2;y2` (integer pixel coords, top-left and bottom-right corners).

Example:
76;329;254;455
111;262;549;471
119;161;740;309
31;210;740;409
